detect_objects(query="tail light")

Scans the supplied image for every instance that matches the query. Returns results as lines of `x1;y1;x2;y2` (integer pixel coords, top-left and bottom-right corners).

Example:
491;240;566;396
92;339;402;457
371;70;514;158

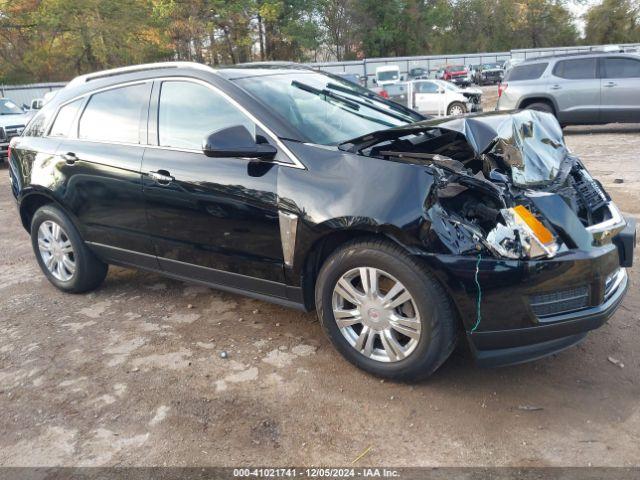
6;144;11;162
378;90;389;99
498;82;507;98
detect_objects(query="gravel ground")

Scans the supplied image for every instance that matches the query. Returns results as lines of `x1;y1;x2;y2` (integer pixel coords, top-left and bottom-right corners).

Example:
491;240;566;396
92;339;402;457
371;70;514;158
0;112;638;467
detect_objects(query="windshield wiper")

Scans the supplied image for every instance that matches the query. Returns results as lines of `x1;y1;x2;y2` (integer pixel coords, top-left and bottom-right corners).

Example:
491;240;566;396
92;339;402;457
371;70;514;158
291;81;396;128
325;82;420;123
291;80;360;109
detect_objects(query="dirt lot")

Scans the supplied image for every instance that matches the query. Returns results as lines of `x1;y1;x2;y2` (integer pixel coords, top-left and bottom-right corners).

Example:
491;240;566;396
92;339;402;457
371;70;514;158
1;117;639;467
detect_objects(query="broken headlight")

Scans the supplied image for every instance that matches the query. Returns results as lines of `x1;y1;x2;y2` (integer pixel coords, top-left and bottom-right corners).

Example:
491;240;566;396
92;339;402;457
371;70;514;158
486;205;559;259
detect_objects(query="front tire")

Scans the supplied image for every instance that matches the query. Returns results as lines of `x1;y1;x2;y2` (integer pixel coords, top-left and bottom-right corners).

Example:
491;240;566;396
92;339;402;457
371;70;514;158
31;205;108;293
315;239;458;381
447;101;466;116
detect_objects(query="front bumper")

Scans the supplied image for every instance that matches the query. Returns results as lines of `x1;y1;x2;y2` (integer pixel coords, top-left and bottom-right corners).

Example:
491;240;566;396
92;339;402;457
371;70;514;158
451;77;469;85
423;234;632;367
471;268;628;367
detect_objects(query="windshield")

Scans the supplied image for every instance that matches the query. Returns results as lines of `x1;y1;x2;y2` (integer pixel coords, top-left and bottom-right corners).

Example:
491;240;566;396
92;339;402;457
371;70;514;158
0;99;23;115
448;65;465;71
377;71;399;81
235;72;421;145
435;80;459;91
483;63;502;69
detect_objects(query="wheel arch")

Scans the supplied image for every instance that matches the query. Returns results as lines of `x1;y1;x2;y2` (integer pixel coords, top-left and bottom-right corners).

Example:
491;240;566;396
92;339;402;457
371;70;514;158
517;95;558;116
298;226;430;311
19;190;69;233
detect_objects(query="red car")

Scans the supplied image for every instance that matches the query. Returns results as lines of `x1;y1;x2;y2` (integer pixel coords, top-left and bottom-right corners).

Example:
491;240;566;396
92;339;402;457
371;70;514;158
443;65;470;86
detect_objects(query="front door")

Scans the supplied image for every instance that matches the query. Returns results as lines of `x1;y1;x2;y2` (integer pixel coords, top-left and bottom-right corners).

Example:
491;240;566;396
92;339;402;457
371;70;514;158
413;81;444;114
141;79;286;295
600;56;640;123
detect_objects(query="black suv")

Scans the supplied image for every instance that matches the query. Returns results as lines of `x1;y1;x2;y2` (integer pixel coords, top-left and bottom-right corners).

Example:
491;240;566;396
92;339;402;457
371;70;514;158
8;62;635;380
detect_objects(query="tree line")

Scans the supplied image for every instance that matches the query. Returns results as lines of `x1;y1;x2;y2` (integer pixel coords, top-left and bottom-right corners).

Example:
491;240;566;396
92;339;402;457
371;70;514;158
0;0;639;83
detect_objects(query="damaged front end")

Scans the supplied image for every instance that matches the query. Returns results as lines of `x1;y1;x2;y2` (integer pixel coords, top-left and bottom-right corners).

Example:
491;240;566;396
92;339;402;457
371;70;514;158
340;110;629;262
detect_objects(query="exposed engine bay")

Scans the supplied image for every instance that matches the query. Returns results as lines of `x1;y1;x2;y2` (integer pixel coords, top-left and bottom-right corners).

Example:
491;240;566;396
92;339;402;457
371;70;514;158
340;110;626;260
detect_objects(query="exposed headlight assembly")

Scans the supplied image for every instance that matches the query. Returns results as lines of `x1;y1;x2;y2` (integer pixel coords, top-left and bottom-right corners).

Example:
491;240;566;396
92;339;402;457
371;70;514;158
486;205;559;259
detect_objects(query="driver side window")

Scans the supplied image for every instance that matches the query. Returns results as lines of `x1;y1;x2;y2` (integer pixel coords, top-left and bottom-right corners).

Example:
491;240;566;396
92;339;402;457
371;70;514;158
158;81;255;150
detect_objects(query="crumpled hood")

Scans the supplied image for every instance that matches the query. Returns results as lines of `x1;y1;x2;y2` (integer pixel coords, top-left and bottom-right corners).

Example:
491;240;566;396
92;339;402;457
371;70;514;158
340;110;569;187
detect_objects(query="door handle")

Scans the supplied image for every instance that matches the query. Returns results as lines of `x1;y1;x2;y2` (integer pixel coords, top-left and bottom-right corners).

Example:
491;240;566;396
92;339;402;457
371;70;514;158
550;84;562;90
62;152;77;164
604;82;617;88
149;170;174;185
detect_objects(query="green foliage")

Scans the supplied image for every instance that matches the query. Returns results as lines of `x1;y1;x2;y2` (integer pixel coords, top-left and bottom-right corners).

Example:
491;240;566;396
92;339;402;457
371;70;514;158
1;0;635;83
584;0;640;45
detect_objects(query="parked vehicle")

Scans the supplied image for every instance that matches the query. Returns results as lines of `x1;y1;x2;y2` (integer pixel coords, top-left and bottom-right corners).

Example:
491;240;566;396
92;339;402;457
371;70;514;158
385;80;482;116
496;52;640;125
475;62;504;85
9;62;634;380
434;67;445;80
408;67;429;80
467;64;480;83
336;73;363;86
374;65;401;86
443;65;470;86
0;98;28;162
30;98;44;110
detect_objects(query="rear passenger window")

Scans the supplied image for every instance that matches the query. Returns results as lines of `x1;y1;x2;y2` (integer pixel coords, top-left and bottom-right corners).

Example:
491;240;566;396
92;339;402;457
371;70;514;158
79;83;149;144
603;57;640;78
505;63;548;81
49;98;84;137
158;81;255;150
553;58;596;79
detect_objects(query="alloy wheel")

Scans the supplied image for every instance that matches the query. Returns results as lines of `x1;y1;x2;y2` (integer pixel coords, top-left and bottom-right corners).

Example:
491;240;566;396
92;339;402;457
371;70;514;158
37;220;76;281
331;267;421;363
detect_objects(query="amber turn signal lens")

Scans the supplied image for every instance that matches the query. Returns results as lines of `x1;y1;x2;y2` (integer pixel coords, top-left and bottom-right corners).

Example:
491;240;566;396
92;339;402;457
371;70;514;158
513;205;554;245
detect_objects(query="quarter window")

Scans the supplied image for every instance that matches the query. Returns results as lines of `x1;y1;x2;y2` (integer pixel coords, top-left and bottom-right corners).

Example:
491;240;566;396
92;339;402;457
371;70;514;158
158;81;255;150
78;83;149;144
505;63;548;81
50;98;84;137
603;57;640;78
553;58;596;79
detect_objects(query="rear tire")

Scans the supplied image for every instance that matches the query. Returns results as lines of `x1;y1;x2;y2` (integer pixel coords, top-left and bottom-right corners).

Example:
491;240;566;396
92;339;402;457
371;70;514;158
31;205;108;293
525;101;554;116
315;239;458;381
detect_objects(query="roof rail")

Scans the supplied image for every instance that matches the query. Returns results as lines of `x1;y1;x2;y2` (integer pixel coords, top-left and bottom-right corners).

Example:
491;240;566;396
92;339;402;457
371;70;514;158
67;62;216;87
230;61;315;70
520;50;622;63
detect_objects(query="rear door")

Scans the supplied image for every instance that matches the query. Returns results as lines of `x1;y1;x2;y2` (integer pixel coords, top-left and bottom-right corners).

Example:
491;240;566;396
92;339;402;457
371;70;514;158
141;79;286;291
53;82;156;266
548;57;600;124
600;56;640;123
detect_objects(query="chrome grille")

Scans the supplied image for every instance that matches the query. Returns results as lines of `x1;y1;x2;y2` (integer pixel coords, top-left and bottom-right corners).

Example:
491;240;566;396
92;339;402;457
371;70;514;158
529;286;589;318
4;124;24;141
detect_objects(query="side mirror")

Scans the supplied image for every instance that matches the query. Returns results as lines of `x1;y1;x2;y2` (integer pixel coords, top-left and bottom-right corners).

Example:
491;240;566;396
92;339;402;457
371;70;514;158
439;88;446;94
202;125;277;160
400;75;405;81
372;79;377;85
